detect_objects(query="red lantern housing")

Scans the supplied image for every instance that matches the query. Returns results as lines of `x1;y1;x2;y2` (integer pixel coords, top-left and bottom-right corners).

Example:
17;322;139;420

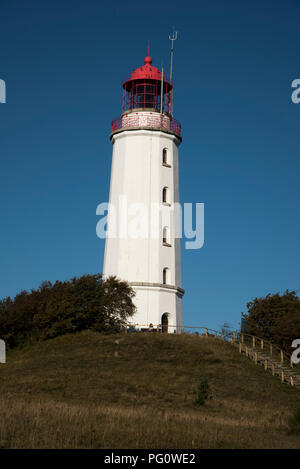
122;56;172;114
111;55;181;138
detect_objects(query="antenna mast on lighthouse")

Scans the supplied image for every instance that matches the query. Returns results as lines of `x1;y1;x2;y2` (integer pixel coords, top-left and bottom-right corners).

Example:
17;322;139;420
169;28;178;116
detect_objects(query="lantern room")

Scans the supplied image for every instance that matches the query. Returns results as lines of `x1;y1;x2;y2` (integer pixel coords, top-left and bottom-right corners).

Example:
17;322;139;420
122;56;172;115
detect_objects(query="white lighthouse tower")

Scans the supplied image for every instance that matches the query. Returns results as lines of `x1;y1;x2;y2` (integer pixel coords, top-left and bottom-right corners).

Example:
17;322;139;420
103;52;184;332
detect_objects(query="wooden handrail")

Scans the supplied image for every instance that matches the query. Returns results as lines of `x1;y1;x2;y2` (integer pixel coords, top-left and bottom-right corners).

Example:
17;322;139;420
124;323;297;370
234;331;292;365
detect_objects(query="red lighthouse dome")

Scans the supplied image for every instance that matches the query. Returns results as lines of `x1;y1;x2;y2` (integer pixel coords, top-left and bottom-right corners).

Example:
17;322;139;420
127;56;168;83
122;55;172;114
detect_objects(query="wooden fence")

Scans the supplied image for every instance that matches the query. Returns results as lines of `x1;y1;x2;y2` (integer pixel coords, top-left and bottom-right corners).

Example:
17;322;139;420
124;323;299;385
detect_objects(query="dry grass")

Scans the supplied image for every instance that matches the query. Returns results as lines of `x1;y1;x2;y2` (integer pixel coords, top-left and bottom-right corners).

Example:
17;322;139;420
0;331;299;448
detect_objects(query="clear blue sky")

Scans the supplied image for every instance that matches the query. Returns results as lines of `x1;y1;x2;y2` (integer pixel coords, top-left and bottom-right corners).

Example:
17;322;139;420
0;0;299;331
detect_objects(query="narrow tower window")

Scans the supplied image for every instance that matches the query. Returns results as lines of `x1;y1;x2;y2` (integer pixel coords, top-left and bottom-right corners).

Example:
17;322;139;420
163;227;170;246
162;187;169;204
162;148;168;165
163;267;170;285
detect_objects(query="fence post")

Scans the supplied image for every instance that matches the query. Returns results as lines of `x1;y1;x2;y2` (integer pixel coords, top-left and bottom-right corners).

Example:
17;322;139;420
291;376;294;387
255;352;258;364
214;331;217;338
239;343;242;354
272;364;275;376
290;356;294;368
281;371;285;383
252;336;255;348
261;340;264;351
245;346;248;357
270;344;272;356
241;333;244;344
280;350;284;364
264;359;268;371
205;328;208;337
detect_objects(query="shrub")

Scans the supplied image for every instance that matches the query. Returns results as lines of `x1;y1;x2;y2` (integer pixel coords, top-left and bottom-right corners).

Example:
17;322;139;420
195;377;210;406
0;274;136;348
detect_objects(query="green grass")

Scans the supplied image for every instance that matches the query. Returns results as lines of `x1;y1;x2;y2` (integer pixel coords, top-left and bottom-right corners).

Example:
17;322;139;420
0;331;299;448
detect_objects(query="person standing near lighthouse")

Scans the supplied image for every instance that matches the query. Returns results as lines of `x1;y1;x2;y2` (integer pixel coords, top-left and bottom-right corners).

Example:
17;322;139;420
103;48;184;333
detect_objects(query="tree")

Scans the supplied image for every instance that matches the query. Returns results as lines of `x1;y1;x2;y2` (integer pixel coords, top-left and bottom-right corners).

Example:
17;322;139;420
0;274;136;348
243;290;300;352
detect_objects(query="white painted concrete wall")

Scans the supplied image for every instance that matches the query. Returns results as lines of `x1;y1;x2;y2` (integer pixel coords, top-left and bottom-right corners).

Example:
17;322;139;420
103;113;183;331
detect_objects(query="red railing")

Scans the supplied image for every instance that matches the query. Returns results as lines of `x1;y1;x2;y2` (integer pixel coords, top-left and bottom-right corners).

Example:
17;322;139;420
111;113;181;138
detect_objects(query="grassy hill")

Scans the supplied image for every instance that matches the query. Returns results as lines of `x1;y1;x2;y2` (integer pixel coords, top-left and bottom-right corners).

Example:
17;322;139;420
0;331;299;449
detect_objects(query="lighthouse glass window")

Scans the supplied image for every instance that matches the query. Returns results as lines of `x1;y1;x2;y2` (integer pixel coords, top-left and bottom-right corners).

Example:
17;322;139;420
123;80;172;114
132;83;157;110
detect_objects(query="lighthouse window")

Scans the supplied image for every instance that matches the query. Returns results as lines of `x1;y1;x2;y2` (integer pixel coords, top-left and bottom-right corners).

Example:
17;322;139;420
162;148;169;165
163;227;171;246
163;268;170;285
130;82;157;110
162;187;170;204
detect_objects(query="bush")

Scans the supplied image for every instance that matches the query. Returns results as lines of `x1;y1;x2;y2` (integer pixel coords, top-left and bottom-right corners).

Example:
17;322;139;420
195;377;210;406
0;274;136;348
288;406;300;432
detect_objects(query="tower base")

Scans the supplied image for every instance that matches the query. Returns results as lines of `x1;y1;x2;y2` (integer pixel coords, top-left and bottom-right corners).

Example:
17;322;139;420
128;282;184;333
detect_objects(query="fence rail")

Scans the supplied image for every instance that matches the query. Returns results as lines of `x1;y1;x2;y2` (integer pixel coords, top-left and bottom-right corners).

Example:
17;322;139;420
234;331;296;369
124;323;299;380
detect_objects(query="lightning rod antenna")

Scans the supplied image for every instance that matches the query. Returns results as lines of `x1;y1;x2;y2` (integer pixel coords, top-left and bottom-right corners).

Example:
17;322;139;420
169;28;178;116
169;28;178;84
160;63;164;114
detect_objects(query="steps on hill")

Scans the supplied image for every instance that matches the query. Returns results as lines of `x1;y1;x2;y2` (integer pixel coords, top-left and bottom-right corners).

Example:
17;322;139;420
232;341;300;388
131;324;300;389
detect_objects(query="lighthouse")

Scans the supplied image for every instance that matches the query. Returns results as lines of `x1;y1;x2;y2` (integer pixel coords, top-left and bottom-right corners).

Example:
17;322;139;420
103;52;184;333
